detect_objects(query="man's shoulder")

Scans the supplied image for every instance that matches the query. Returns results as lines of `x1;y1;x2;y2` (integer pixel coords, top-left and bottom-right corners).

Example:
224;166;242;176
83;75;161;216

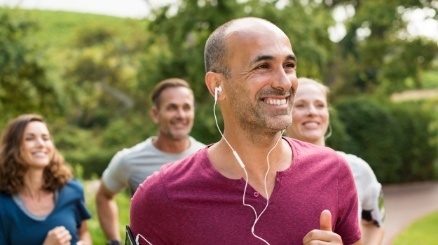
188;136;206;149
136;148;207;196
114;138;154;158
147;148;207;185
286;137;337;155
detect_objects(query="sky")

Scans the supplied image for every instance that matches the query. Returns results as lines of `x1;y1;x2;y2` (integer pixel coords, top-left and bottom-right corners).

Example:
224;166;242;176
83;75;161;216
1;0;438;42
0;0;170;18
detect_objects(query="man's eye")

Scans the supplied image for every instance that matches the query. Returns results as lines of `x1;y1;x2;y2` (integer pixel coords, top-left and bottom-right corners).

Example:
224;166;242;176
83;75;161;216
256;64;269;69
285;62;296;69
167;105;177;111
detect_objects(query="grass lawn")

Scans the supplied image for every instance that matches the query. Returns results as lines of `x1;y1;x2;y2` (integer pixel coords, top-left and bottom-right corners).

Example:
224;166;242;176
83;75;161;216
393;210;438;245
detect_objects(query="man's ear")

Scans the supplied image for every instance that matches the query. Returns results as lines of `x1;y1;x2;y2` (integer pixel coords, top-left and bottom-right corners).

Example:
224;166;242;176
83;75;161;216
150;106;159;124
205;71;224;100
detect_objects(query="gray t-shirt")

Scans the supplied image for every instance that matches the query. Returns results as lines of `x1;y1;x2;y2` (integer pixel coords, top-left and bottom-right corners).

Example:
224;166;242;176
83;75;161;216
102;136;205;196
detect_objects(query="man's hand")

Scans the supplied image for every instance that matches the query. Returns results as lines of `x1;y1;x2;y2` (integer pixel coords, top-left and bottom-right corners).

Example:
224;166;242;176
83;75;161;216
303;210;343;245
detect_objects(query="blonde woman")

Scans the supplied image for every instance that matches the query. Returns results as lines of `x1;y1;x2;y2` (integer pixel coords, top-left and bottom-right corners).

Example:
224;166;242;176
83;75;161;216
286;78;385;245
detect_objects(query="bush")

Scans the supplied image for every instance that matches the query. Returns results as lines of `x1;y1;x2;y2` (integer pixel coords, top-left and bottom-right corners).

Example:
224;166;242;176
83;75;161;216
51;117;149;179
334;96;403;183
333;96;438;183
326;107;355;151
389;101;438;182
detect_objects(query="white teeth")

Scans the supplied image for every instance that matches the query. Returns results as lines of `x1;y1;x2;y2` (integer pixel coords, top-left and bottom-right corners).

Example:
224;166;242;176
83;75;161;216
265;99;287;105
304;122;319;128
33;152;46;156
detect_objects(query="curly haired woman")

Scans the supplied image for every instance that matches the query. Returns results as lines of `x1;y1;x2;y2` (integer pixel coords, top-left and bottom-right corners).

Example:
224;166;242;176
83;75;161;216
0;114;92;245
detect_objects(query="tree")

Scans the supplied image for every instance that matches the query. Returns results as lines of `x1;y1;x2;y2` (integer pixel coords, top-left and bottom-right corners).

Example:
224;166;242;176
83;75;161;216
62;21;146;128
0;9;64;123
329;0;438;95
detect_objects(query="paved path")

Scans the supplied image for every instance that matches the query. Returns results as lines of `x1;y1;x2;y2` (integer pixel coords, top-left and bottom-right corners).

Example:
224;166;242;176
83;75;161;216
381;181;438;245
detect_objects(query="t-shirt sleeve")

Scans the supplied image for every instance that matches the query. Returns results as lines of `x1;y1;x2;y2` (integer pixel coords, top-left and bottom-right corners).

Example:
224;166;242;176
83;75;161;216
102;151;130;193
335;155;362;244
75;181;92;226
66;179;92;227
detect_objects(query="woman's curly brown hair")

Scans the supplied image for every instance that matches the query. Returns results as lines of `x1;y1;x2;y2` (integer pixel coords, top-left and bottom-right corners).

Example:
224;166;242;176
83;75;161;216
0;114;72;195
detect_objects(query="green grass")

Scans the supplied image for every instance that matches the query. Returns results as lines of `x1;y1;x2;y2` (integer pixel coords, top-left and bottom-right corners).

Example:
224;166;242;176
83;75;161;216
84;180;131;244
5;8;145;49
393;210;438;245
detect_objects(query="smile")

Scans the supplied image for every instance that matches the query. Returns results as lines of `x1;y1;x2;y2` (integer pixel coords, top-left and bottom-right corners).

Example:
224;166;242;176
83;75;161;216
264;98;287;105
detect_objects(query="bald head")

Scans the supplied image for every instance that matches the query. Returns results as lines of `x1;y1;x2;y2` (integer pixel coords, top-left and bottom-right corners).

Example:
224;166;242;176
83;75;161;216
204;17;291;78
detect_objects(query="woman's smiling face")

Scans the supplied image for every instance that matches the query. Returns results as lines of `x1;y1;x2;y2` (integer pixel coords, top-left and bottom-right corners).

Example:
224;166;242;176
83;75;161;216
287;82;329;145
20;121;54;168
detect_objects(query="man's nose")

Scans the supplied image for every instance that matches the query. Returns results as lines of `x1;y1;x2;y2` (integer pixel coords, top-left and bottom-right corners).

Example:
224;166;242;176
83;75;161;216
176;108;186;117
273;69;293;91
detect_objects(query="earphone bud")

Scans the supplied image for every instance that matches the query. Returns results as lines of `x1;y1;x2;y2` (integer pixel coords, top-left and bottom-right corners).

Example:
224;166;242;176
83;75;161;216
214;86;222;102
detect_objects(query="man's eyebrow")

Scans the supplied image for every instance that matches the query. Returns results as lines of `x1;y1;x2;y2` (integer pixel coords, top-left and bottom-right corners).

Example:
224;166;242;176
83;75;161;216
286;54;297;62
250;54;297;65
251;55;274;65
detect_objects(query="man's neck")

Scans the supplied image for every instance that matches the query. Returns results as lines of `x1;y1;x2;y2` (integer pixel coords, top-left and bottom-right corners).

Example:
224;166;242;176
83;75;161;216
153;136;191;154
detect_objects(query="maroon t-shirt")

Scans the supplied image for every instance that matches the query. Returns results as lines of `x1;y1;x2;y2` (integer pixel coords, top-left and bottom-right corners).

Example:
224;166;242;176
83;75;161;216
130;138;361;244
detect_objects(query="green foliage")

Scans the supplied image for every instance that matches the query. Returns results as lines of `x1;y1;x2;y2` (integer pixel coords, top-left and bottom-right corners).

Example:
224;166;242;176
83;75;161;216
394;210;438;245
334;96;403;183
83;180;131;244
49;120;113;178
325;107;354;151
389;102;438;181
0;9;64;119
62;21;147;129
421;61;438;89
332;0;438;95
333;96;437;183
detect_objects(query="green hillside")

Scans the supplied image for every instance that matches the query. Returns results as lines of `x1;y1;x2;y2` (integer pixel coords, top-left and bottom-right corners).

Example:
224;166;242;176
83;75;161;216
7;8;146;50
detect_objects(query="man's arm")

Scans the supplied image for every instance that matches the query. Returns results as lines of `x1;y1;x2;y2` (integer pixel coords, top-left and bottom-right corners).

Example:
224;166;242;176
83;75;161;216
96;181;121;243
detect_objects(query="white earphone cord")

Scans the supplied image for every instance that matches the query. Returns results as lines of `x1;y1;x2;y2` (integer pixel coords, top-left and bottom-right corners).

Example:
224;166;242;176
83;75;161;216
214;91;283;245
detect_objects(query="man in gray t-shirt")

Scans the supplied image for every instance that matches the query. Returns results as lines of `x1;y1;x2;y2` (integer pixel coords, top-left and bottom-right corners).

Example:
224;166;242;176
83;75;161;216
95;78;205;245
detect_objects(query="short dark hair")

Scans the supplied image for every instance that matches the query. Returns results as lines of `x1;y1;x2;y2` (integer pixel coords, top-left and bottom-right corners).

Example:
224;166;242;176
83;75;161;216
150;78;191;108
204;20;232;78
0;114;72;195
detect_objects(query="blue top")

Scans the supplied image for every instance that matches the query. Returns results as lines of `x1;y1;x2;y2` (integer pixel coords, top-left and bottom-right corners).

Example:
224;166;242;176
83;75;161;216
0;179;91;244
